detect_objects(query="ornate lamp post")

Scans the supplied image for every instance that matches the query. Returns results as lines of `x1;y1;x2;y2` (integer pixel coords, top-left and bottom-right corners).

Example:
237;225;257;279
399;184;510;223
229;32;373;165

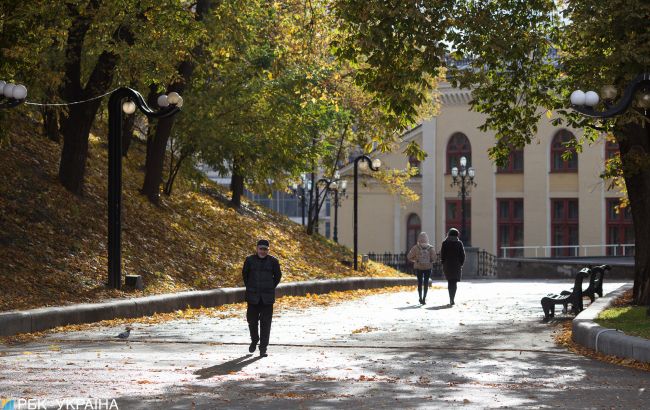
107;87;182;289
331;175;347;243
0;80;28;109
353;155;381;270
291;174;309;225
450;156;476;245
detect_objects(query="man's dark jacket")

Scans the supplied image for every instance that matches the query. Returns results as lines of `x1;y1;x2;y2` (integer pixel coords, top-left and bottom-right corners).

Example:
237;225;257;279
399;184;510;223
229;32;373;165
440;236;465;281
242;254;282;304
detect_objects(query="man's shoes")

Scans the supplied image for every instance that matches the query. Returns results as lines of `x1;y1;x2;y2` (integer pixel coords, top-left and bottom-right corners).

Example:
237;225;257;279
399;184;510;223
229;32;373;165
259;349;268;357
249;341;257;353
422;298;426;305
419;298;423;305
450;301;455;306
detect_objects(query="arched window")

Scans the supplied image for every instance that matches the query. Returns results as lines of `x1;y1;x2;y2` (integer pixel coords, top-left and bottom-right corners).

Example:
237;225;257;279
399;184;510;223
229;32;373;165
551;130;578;172
447;133;471;173
406;213;421;251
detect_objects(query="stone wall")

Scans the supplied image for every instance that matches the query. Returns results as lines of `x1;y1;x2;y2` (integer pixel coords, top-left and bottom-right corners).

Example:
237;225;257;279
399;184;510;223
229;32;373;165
497;258;634;279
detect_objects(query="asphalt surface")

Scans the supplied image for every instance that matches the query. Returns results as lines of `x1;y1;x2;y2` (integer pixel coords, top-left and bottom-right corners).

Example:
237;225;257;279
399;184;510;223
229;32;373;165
1;279;648;409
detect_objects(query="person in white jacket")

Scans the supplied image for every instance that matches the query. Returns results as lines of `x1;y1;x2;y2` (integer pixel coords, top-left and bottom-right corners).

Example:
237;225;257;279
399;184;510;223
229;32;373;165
407;232;436;305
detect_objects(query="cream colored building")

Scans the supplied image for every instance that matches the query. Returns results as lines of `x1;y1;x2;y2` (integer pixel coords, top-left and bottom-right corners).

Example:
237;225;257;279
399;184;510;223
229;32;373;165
336;84;633;258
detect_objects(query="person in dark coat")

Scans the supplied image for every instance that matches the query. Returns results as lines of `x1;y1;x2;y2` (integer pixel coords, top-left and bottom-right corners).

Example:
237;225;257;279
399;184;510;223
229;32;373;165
242;239;282;357
439;228;465;306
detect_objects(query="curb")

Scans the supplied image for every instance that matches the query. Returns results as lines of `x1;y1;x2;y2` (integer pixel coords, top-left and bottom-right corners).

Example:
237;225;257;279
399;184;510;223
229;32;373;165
572;283;650;363
0;277;416;337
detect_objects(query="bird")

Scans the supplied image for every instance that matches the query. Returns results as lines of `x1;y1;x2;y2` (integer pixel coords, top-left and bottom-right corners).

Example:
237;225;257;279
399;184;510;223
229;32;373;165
116;326;132;339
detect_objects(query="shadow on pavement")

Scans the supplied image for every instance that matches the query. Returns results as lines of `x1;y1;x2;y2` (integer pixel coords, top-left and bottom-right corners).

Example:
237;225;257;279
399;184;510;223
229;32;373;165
395;305;422;310
194;354;263;379
426;304;452;310
112;346;650;409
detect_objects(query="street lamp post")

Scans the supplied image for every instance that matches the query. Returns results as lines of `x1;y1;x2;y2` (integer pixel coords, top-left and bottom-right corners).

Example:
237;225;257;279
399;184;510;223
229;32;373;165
353;155;381;270
569;73;650;316
107;87;182;289
0;80;28;109
331;178;347;243
450;156;476;245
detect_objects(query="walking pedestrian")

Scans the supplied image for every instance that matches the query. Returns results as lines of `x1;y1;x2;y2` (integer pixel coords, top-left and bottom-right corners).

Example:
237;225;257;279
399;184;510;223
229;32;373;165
440;228;465;306
242;239;282;357
407;232;436;305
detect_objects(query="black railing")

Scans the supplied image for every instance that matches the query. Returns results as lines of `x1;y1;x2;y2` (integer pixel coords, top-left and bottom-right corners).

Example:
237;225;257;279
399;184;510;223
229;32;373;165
367;252;443;277
477;250;497;276
369;250;497;277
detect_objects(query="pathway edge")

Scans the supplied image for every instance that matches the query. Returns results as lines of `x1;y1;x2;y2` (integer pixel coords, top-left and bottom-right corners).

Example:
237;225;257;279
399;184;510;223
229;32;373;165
572;283;650;363
0;277;416;337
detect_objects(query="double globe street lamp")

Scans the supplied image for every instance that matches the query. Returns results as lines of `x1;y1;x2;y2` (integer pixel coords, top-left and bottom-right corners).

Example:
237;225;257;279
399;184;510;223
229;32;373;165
313;172;347;240
0;80;28;109
353;155;381;270
107;87;183;289
569;73;650;119
1;81;183;289
450;156;476;245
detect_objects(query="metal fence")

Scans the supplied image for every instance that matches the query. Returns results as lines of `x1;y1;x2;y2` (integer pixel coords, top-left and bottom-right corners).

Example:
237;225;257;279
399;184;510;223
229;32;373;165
367;250;498;277
367;252;443;277
477;250;497;277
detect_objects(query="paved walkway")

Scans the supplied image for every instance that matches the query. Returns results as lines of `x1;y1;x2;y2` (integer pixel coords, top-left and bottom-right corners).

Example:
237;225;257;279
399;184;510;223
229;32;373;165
1;280;648;409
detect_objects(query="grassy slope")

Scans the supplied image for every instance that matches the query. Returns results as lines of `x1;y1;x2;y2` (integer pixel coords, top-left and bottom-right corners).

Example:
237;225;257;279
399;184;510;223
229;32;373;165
0;118;401;312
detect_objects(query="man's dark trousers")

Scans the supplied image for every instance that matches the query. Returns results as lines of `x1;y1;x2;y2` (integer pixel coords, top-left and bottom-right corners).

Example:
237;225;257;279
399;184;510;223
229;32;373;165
247;302;273;350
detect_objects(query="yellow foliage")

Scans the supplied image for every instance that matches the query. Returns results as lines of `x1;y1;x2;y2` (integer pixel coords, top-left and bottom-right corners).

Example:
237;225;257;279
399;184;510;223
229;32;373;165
0;124;405;313
371;167;421;204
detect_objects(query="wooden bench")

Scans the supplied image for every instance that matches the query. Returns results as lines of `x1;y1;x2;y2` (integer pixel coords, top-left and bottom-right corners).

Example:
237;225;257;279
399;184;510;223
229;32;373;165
541;268;589;320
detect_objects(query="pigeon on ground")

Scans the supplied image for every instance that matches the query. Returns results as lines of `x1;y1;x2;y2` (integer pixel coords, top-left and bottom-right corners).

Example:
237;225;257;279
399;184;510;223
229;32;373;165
116;326;132;339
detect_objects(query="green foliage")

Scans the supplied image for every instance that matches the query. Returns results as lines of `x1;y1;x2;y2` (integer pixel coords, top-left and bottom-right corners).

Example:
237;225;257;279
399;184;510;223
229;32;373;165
333;0;649;168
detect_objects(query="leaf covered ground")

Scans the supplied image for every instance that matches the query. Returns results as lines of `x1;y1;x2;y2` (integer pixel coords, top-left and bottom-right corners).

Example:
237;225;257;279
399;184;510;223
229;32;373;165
552;290;650;372
0;118;403;312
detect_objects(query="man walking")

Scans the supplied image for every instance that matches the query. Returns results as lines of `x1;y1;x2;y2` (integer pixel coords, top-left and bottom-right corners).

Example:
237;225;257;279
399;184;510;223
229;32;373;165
242;239;282;357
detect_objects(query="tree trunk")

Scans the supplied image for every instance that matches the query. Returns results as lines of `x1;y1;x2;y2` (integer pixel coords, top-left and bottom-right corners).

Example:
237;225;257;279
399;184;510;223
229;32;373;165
59;102;101;194
617;121;650;305
140;0;211;203
164;148;190;196
230;163;244;209
57;1;127;195
141;115;173;204
42;107;60;143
